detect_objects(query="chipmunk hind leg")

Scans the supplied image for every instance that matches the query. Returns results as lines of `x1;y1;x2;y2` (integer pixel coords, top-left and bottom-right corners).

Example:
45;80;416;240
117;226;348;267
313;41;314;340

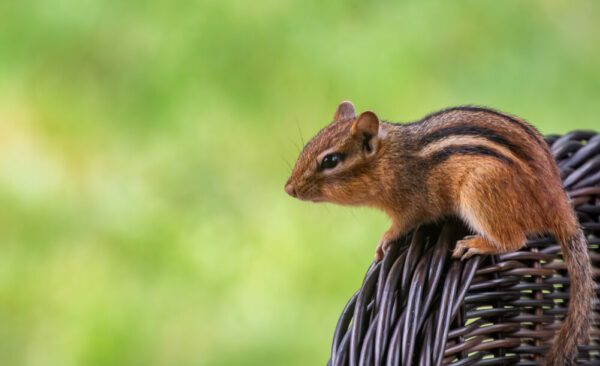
453;169;529;259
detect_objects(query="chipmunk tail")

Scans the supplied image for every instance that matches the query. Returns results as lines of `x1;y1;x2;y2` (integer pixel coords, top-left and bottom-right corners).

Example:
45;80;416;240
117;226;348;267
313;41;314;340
544;229;594;366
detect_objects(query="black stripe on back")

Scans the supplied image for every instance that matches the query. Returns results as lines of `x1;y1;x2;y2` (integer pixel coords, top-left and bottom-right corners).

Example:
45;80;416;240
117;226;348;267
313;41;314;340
455;106;542;141
422;106;542;144
422;106;556;165
428;145;513;165
420;125;529;161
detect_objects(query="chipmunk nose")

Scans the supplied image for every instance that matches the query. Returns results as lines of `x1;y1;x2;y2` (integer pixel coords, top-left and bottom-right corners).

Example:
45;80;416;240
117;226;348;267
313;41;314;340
284;182;298;198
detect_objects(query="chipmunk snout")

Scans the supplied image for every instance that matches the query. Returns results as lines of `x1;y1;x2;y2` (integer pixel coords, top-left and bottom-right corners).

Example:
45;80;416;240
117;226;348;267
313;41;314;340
284;180;298;198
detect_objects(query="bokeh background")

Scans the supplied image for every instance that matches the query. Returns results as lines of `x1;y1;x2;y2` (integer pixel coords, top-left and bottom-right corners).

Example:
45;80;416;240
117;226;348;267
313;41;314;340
1;1;599;365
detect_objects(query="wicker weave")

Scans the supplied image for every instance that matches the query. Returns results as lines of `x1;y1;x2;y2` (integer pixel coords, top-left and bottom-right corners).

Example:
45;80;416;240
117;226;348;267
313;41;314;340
328;131;600;366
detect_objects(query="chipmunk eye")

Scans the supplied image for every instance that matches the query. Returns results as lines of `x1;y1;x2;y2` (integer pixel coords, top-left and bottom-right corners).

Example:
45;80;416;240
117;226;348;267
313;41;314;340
320;153;342;170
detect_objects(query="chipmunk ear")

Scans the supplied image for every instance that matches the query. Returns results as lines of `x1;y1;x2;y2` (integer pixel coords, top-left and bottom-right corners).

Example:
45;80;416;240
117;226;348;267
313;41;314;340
352;111;379;137
352;111;380;155
333;101;356;121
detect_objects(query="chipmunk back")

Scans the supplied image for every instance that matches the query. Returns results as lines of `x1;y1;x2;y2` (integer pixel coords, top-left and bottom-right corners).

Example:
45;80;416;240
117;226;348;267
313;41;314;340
285;101;593;365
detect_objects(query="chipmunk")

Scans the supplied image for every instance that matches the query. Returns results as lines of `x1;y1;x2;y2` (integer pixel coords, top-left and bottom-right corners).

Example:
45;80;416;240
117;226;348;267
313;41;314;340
285;101;593;365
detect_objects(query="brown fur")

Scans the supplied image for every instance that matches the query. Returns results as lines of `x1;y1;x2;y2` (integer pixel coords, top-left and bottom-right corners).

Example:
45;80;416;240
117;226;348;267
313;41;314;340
285;102;594;365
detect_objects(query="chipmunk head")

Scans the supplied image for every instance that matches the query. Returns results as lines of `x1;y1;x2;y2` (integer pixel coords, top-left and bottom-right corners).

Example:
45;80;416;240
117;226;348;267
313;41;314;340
285;101;384;205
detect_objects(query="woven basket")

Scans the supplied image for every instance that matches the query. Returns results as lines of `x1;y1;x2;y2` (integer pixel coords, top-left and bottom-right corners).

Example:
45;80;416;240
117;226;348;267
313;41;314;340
328;131;600;366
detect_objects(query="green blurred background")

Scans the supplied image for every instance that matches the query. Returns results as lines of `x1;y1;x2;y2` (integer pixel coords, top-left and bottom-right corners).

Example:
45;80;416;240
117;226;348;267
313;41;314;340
1;1;599;365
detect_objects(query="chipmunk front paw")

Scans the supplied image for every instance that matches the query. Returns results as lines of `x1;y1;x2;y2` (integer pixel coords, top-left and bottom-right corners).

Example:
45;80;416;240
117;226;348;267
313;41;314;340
375;237;392;261
375;230;401;261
